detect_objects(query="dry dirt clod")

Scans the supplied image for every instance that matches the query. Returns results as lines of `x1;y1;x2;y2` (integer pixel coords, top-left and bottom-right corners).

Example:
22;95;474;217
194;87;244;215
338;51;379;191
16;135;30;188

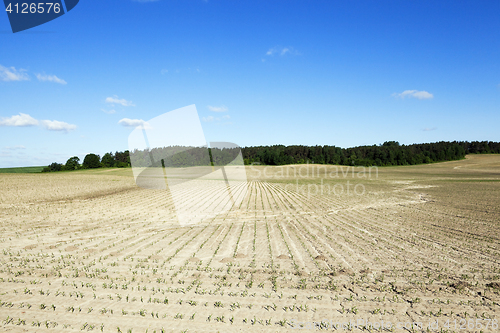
486;282;500;289
314;255;328;261
450;281;470;290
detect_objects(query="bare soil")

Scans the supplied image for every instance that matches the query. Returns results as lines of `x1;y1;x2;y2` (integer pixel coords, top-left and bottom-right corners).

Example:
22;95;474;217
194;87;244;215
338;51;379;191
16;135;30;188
0;155;499;332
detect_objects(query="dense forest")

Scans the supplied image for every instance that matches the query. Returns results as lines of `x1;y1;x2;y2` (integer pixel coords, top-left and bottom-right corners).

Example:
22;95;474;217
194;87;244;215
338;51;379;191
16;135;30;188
41;141;500;172
242;141;500;166
130;146;242;168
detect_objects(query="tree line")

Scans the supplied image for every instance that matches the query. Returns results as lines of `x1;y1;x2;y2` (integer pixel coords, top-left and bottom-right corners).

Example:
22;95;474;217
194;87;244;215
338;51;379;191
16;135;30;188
241;141;500;166
41;141;500;172
42;151;130;172
129;146;242;168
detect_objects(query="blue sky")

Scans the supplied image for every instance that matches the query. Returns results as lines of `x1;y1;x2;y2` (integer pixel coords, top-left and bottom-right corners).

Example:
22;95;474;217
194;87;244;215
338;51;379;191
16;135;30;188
1;0;499;167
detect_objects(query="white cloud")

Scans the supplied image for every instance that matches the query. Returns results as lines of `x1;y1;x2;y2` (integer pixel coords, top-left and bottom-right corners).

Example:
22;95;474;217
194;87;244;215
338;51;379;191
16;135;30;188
208;105;228;112
0;65;29;82
281;47;290;55
118;118;150;129
422;127;437;132
393;90;434;100
266;46;299;56
41;120;77;132
266;48;277;56
203;115;231;122
4;145;26;150
36;73;67;85
0;113;39;127
106;96;135;107
101;109;116;114
0;113;76;132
